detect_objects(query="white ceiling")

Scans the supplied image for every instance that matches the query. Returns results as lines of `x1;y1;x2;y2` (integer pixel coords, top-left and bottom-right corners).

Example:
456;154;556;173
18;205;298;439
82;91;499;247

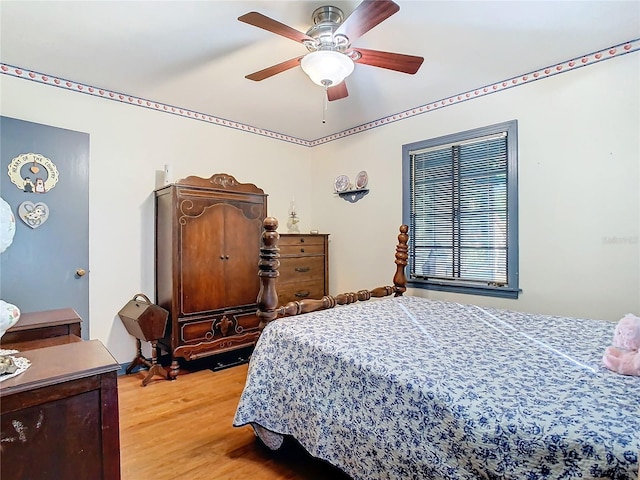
1;1;639;141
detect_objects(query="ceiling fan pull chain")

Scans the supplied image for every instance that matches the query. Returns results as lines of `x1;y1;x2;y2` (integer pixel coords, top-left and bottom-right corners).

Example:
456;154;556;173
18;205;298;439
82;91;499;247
322;85;328;124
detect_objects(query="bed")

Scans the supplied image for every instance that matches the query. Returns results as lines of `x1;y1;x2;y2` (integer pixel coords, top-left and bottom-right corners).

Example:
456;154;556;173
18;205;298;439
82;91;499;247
233;218;640;480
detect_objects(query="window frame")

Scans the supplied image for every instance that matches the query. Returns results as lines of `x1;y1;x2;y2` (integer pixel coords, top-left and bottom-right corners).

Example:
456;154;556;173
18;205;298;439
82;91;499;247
402;120;520;299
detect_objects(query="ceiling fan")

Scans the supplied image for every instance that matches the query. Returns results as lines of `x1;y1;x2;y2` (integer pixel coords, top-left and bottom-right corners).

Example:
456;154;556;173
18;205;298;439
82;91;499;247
238;0;424;101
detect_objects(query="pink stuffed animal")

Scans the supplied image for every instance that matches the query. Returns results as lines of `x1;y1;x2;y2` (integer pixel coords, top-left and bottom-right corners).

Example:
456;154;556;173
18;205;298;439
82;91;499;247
602;313;640;376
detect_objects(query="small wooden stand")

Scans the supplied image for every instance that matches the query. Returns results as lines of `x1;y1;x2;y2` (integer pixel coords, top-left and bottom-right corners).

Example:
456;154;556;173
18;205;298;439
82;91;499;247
118;293;171;386
126;338;168;386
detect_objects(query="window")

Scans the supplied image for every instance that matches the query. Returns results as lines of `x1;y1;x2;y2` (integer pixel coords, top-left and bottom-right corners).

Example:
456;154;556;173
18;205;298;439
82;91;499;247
402;120;519;298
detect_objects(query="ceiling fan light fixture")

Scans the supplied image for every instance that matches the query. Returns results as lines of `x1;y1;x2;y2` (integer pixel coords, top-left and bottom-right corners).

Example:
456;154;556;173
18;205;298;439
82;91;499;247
300;50;354;87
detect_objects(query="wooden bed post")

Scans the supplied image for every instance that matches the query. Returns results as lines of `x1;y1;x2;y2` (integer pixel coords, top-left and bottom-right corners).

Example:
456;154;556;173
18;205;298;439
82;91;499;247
393;224;409;296
257;217;280;329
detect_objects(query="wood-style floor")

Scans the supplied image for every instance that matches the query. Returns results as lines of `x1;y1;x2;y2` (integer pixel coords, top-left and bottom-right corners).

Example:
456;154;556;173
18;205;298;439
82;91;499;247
118;363;352;480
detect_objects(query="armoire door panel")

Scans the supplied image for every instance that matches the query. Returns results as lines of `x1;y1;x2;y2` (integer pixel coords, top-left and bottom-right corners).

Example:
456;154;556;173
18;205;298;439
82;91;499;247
223;206;262;308
179;202;226;314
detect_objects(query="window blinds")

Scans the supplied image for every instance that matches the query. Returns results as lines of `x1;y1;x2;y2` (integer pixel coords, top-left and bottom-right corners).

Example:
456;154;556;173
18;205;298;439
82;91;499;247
409;132;508;285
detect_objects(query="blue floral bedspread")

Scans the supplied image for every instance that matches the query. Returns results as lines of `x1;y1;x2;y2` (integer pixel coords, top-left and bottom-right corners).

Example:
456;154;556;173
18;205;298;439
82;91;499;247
233;296;640;479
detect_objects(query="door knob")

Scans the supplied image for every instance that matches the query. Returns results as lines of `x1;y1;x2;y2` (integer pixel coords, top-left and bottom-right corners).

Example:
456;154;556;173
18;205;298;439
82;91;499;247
76;268;86;277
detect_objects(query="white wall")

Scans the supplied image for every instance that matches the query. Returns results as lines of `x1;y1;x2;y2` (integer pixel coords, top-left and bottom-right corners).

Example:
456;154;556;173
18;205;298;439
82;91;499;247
2;51;638;363
310;53;640;322
0;75;312;362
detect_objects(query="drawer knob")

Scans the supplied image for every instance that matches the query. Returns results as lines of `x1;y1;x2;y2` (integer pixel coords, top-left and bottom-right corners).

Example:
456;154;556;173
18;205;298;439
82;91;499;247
295;267;310;273
300;238;305;243
300;248;305;253
295;291;310;298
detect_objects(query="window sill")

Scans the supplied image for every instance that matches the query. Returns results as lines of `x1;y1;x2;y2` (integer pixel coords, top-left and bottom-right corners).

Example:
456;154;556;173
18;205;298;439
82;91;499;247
408;280;521;299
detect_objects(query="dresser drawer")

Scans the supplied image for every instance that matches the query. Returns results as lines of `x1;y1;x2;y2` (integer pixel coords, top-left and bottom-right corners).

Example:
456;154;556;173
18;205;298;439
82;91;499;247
280;243;325;256
277;280;325;306
279;235;325;247
179;310;260;344
278;256;325;283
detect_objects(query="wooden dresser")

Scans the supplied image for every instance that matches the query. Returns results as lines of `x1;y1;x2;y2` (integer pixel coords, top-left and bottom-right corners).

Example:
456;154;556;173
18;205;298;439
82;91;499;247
0;340;121;480
277;234;329;306
1;308;82;351
155;173;267;376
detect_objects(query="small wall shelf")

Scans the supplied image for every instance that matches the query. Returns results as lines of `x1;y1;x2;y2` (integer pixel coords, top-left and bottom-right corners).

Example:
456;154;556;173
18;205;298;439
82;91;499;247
335;189;369;203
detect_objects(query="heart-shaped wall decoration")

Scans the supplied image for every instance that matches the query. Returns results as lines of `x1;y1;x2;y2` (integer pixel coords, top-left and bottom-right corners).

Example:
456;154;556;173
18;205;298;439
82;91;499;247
18;201;49;229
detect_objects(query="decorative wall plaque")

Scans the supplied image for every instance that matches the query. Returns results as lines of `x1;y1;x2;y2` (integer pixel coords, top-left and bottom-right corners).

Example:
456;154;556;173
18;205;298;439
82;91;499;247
7;153;59;193
18;201;49;228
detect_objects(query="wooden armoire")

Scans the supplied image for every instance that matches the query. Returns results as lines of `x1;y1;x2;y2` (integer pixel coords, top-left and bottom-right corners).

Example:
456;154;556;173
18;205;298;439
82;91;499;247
154;174;266;376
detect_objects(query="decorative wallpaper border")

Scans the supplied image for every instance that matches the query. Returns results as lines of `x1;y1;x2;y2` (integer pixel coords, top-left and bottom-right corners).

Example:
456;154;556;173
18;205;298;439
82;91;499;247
309;38;640;146
1;38;638;146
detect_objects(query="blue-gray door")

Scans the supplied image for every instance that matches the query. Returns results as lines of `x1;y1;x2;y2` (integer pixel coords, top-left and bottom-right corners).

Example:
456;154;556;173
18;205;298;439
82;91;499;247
1;116;90;338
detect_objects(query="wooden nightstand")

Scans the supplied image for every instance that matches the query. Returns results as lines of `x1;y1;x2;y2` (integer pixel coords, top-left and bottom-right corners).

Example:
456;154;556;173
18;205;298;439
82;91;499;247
277;234;329;306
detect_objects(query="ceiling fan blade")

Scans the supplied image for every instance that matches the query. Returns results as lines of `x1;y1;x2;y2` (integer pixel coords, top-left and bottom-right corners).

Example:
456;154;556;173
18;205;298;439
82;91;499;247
327;82;349;101
335;0;400;42
238;12;314;43
351;48;424;74
245;56;304;81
